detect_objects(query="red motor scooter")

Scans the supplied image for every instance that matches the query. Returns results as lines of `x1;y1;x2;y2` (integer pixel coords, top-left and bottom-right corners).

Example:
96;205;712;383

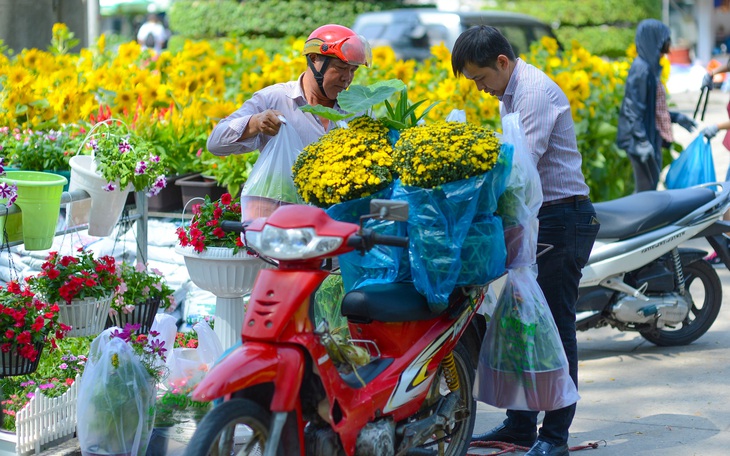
184;200;493;456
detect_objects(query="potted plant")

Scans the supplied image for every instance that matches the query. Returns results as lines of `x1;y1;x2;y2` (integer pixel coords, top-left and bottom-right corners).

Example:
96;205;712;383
0;281;71;377
108;262;176;334
26;249;122;337
0;156;68;251
76;324;168;456
0;158;20;244
175;193;271;348
67;119;167;236
0;125;86;182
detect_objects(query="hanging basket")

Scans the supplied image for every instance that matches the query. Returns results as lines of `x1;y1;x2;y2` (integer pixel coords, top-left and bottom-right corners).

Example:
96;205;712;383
68;155;131;237
0;170;68;250
0;342;45;377
105;297;162;334
57;295;115;337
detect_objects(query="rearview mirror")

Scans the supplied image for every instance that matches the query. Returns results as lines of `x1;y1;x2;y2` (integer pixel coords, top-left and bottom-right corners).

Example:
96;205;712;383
366;199;409;222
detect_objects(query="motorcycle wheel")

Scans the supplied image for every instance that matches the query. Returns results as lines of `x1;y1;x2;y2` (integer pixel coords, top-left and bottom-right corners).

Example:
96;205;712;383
183;398;285;456
408;341;476;455
640;259;722;346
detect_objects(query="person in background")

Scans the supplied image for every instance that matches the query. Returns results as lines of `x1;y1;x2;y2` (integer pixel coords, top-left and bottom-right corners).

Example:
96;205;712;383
699;63;730;263
451;25;599;456
616;19;697;193
136;13;167;54
206;24;371;157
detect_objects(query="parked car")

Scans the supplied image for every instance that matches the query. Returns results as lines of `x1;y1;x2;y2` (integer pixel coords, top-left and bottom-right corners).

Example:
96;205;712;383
352;9;560;61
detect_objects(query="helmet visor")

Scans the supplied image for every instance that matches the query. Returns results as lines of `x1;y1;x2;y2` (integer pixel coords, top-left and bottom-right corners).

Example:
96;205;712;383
323;35;372;67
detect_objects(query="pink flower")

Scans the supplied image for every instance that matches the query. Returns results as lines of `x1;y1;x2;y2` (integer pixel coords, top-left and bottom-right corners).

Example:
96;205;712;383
103;182;116;192
135;161;147;175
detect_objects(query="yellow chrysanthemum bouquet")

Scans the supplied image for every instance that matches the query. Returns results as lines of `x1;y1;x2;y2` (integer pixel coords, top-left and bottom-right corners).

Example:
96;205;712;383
391;120;513;310
292;116;393;208
293;80;513;308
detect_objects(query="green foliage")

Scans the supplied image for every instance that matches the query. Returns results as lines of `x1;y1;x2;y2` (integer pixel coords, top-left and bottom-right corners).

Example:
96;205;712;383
556;26;636;59
1;337;93;432
0;124;85;171
199;150;259;197
168;0;387;39
488;0;661;57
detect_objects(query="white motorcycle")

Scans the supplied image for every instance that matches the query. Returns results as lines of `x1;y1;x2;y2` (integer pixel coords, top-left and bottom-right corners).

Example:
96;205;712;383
577;183;730;346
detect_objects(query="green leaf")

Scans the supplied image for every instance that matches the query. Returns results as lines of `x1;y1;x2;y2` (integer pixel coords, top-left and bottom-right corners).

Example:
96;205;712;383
299;104;353;122
337;79;406;113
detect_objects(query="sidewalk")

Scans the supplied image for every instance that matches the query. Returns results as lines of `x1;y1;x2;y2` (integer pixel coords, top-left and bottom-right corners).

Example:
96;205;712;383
470;88;730;455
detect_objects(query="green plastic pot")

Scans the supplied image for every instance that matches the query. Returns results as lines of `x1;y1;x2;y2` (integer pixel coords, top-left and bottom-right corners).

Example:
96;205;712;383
0;170;67;250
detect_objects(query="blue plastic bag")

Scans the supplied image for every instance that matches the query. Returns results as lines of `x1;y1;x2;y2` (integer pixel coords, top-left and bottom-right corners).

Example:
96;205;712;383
665;135;716;189
391;144;513;311
326;184;410;292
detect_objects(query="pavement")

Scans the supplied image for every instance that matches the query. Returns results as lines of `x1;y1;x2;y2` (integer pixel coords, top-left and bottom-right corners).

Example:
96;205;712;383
36;83;730;456
470;87;730;455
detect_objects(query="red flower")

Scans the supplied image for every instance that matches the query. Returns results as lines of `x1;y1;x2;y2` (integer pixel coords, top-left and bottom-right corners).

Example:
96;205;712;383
177;193;249;255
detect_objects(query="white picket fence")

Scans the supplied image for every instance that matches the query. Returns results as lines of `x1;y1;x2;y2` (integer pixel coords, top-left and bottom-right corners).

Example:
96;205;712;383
0;375;80;456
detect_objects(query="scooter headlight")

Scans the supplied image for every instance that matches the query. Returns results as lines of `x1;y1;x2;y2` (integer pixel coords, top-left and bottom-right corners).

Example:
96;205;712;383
246;226;343;260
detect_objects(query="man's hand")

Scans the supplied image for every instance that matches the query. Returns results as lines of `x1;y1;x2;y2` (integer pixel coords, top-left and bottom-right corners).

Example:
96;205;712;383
675;113;697;133
701;72;714;91
249;110;284;136
702;124;720;139
634;141;654;163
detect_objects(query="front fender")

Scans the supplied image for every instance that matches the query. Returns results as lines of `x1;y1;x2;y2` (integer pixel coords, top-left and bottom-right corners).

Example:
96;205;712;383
191;341;304;411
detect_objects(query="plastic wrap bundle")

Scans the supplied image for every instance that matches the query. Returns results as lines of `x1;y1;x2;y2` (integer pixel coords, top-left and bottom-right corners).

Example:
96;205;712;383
391;144;512;311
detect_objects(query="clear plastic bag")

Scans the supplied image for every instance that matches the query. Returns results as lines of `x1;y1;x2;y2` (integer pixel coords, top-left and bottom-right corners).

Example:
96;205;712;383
497;113;543;268
474;267;579;411
240;118;304;220
165;319;222;394
77;330;157;455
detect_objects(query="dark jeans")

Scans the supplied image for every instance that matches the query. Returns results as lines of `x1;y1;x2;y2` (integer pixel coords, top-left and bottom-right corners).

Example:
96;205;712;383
504;198;599;445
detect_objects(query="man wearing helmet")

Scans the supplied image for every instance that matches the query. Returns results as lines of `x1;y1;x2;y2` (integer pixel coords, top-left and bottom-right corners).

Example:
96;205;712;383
207;24;371;156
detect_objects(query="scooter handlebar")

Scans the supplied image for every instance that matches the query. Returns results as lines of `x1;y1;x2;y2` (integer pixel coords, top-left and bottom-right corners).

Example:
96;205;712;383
347;230;409;251
220;220;246;233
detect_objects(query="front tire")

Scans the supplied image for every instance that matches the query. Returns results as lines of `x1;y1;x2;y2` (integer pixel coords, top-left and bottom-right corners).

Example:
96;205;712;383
183;398;284;456
640;259;722;346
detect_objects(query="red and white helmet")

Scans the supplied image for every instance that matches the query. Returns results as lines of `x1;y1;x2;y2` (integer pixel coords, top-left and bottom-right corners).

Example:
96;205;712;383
303;24;372;67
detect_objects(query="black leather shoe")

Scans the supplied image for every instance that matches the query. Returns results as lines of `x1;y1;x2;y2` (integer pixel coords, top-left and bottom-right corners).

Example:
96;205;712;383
525;439;569;456
471;423;537;447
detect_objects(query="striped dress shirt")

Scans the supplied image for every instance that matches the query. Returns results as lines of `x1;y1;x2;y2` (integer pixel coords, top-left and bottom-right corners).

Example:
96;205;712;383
207;74;344;156
499;59;590;203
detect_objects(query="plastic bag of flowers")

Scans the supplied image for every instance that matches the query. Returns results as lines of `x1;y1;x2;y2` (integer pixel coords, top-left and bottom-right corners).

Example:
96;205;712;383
240;118;304;221
391;120;513;311
76;324;167;456
292;115;409;293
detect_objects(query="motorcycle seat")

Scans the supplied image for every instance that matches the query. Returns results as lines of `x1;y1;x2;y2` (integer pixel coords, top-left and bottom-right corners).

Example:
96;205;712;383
593;187;715;239
341;282;440;323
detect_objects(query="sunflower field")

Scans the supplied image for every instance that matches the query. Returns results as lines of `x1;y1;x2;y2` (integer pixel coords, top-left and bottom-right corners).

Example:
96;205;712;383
1;24;647;200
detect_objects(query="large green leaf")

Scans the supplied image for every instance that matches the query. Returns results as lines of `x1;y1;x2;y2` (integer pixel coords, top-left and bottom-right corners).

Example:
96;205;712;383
337;79;406;113
299;104;354;122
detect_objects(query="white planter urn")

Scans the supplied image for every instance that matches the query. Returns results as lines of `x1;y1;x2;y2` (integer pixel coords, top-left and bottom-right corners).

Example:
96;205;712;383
175;245;272;348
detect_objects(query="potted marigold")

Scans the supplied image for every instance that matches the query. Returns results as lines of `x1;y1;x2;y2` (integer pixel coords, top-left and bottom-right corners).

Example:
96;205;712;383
67;119;167;236
108;262;176;334
175;193;271;348
26;249;121;337
0;281;71;377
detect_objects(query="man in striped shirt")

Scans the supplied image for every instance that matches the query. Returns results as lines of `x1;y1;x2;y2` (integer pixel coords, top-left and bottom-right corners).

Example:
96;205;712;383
452;26;599;456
